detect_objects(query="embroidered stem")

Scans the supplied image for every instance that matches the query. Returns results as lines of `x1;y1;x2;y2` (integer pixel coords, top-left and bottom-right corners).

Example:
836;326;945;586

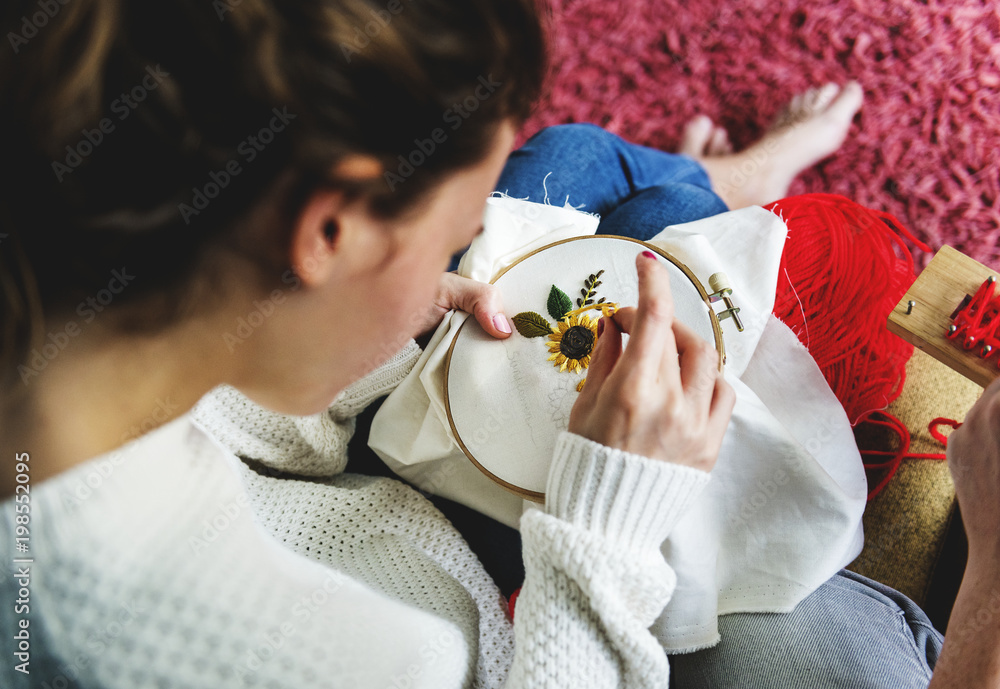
563;301;618;320
577;270;605;307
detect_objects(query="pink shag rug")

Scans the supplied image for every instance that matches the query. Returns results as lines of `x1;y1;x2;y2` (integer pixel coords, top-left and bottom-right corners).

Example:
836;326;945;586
521;0;1000;270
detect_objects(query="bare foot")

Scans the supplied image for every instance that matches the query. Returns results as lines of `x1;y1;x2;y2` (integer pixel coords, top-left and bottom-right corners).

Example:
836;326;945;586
680;115;734;157
681;82;864;209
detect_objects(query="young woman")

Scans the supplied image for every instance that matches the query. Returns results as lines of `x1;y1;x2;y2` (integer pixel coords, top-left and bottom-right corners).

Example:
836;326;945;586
2;0;997;687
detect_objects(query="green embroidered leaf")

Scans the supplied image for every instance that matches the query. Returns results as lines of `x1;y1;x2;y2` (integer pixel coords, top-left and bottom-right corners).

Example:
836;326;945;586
512;311;552;338
546;285;573;321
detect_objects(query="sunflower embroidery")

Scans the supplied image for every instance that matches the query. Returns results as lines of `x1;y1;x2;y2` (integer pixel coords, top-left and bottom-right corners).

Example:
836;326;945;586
511;271;616;388
546;313;597;373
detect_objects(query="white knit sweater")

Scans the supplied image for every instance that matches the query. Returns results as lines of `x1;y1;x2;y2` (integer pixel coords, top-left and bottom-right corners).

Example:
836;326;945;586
1;340;709;689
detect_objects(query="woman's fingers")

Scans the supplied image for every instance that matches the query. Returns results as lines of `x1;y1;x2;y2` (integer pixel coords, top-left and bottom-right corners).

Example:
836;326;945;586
570;249;735;469
674;318;719;417
620;251;680;389
610;305;637;333
706;375;737;454
946;377;1000;558
578;314;622;399
438;273;511;339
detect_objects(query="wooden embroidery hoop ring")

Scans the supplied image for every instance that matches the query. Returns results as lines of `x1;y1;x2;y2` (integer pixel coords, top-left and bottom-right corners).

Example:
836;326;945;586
443;235;725;502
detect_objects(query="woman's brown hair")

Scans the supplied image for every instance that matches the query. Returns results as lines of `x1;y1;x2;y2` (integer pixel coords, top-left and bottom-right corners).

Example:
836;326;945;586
0;0;546;388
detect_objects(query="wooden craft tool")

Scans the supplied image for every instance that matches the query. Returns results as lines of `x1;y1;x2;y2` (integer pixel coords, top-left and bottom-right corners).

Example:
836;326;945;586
888;245;1000;388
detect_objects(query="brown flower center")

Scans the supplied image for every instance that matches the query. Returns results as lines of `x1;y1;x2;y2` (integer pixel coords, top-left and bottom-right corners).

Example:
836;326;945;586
559;325;595;360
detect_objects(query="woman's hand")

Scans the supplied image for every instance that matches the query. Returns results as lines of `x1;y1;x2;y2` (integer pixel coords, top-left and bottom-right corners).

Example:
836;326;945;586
569;251;736;472
926;378;1000;689
946;377;1000;561
414;272;512;344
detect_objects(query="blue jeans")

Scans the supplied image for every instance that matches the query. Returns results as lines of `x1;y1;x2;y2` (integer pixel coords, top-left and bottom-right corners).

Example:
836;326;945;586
497;123;728;239
483;124;944;686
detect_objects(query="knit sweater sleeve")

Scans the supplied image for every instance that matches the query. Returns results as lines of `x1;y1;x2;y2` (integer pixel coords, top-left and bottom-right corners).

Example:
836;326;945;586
506;431;710;688
190;340;421;476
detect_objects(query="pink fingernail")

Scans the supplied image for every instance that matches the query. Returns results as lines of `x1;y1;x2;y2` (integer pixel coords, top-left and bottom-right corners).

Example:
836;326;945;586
493;314;511;334
641;250;657;260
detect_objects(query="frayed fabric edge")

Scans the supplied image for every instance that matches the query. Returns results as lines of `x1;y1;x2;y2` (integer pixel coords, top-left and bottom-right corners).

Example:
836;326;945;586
491;171;602;221
664;633;723;655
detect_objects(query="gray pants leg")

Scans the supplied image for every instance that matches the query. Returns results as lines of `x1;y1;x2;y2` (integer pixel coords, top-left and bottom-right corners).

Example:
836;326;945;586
669;570;942;689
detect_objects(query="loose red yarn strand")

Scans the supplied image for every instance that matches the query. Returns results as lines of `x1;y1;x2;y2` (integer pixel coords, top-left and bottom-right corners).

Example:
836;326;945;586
858;411;950;500
929;417;962;446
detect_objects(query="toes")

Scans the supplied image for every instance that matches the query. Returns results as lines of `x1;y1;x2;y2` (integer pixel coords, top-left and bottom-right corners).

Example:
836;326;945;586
825;81;864;121
708;127;732;156
773;93;805;130
780;81;861;128
810;82;841;114
797;85;825;116
680;115;714;156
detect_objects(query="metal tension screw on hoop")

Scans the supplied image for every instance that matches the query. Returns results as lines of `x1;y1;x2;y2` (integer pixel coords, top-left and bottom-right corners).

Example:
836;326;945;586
708;272;744;332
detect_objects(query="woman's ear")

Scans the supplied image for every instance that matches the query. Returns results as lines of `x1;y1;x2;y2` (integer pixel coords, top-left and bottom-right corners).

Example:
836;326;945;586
289;189;343;288
288;156;383;288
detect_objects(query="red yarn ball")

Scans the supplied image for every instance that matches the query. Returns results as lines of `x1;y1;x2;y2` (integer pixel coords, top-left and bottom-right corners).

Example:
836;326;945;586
766;193;931;426
766;194;936;499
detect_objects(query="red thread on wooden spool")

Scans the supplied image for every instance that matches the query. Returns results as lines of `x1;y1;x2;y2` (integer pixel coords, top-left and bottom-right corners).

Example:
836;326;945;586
947;277;1000;365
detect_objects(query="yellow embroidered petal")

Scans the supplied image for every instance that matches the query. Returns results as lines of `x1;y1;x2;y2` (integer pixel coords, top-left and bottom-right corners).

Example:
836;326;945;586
559;358;569;372
577;379;586;392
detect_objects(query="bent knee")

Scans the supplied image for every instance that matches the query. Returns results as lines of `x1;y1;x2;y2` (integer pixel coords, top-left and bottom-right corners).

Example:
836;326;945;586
524;122;620;157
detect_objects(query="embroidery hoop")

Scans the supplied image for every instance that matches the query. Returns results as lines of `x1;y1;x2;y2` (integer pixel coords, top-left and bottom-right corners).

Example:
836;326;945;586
444;235;725;502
